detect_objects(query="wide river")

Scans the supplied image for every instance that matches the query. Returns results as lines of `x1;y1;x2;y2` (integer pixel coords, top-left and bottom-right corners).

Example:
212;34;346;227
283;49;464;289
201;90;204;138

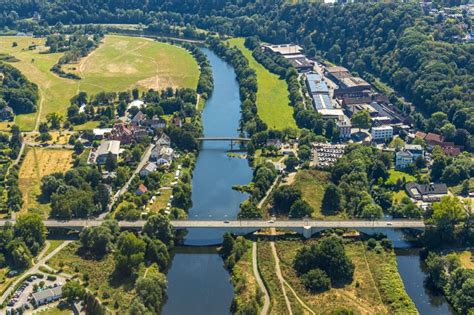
162;48;252;315
162;49;454;315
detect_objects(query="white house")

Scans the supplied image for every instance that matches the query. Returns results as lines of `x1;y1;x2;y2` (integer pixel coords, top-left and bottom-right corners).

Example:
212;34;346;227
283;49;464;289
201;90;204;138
371;126;393;141
155;147;174;166
156;133;171;147
395;144;424;169
127;99;145;110
32;286;62;306
140;162;158;177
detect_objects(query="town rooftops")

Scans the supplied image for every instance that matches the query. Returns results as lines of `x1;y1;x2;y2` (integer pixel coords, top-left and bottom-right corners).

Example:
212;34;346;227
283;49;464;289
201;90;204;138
32;286;62;303
339;76;371;89
425;132;445;145
136;184;148;195
405;144;423;152
97;140;121;156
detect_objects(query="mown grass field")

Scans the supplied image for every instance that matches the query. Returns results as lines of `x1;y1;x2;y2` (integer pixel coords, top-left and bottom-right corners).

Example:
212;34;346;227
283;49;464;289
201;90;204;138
46;242;140;313
292;169;344;219
18;148;74;217
273;239;416;314
386;170;416;186
0;35;199;130
227;38;297;130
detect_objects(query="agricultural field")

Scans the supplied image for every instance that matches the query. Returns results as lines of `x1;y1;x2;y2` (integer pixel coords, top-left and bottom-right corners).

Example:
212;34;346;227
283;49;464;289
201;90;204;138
227;38;297;130
0;35;200;131
18;148;74;217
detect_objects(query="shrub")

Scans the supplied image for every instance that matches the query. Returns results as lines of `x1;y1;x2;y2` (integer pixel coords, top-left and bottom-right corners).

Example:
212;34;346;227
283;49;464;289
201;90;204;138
301;268;331;292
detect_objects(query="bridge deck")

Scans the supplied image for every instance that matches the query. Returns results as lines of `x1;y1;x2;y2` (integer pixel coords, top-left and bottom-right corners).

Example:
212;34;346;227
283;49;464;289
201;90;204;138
197;137;251;141
0;219;425;229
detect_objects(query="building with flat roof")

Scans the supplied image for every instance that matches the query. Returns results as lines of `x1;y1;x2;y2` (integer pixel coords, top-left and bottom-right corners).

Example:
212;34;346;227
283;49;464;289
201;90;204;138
262;44;303;56
319;108;345;120
371;126;393;141
306;73;330;95
312;94;333;110
96;140;121;164
286;55;313;72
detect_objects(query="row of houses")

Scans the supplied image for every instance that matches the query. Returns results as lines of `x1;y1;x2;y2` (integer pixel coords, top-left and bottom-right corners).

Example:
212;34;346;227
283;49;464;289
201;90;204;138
414;131;463;156
139;133;175;177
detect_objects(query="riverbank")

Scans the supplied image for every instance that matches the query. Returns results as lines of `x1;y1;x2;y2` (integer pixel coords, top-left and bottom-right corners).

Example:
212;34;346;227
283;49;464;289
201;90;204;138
253;235;417;314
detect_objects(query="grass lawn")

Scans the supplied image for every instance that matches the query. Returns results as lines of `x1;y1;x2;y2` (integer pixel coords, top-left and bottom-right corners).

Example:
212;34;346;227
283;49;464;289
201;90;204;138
46;242;138;313
34;304;72;315
257;240;296;315
18;147;74;217
274;239;416;314
0;35;199;131
458;250;474;270
292;169;343;219
231;241;261;313
148;189;172;214
385;170;416;186
392;190;408;203
227;38;297;130
73;120;101;131
42;240;65;258
0;267;20;297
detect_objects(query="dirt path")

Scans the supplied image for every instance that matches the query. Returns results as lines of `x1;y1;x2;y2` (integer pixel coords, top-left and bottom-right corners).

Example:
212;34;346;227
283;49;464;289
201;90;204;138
33;86;45;131
252;242;270;315
269;231;293;315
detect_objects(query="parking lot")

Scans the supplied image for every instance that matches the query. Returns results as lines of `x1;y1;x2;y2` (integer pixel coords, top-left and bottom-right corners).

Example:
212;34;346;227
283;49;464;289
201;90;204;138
312;143;346;167
6;274;65;314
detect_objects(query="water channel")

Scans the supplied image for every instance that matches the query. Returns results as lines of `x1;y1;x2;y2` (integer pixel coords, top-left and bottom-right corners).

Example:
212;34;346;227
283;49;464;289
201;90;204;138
162;48;455;315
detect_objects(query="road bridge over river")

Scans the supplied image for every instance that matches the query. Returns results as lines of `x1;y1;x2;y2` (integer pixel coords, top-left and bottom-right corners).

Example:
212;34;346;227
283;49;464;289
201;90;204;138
197;137;250;150
0;219;425;238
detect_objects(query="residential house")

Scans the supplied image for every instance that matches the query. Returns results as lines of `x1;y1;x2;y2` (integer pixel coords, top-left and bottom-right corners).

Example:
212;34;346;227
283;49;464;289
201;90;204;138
424;133;445;147
109;123;133;144
405;182;448;202
0;106;14;121
336;118;352;140
96;140;121;164
395;144;424;170
131;111;147;126
154;146;174;166
172;116;183;128
139;162;157;177
266;139;282;150
32;286;62;306
136;184;148;196
130;126;149;142
145;116;166;130
156;133;171;147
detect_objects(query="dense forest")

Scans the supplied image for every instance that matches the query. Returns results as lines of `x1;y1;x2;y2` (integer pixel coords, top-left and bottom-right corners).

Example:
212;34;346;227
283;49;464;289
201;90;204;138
0;62;38;114
1;1;472;144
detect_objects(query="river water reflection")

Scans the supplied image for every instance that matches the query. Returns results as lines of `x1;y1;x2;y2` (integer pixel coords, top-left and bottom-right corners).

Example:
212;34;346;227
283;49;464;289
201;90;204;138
162;48;252;314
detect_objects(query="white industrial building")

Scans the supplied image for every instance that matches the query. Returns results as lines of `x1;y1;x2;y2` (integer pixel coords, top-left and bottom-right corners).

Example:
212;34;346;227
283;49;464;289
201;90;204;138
371;126;393;141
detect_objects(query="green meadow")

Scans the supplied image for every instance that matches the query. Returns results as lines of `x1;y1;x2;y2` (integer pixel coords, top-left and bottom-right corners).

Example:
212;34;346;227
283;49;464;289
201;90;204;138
227;38;297;130
0;35;199;130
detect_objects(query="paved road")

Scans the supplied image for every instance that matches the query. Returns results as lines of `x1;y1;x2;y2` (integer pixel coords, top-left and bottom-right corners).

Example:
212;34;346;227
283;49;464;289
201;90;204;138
0;219;425;229
100;143;154;219
0;241;72;305
252;242;270;315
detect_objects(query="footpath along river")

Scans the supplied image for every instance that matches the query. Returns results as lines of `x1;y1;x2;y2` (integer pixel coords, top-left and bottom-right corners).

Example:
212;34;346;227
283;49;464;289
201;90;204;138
162;48;252;314
162;48;455;315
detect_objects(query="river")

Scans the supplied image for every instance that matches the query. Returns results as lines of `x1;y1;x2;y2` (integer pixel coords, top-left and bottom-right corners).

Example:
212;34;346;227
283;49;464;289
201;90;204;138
162;48;454;315
162;48;252;315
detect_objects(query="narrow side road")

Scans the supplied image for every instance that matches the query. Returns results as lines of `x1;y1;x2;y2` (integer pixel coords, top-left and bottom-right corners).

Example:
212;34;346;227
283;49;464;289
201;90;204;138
100;143;154;219
252;242;270;315
0;241;72;304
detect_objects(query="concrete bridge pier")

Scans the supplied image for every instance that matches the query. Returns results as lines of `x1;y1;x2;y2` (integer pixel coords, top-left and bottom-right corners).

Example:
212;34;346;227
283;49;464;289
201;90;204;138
303;225;312;239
